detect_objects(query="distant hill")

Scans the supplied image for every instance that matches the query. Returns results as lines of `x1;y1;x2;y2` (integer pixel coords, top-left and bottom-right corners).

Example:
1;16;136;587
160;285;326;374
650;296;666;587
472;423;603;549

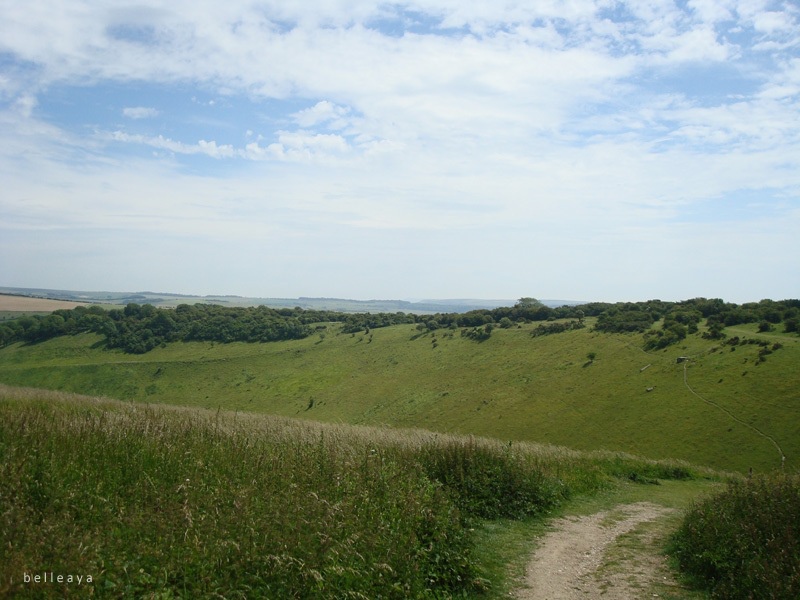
0;286;579;314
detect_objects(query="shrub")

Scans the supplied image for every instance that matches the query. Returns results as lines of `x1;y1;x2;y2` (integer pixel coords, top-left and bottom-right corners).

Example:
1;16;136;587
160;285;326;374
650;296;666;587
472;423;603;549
461;324;493;342
416;438;566;520
530;320;585;337
785;317;800;333
671;473;800;599
594;308;657;333
643;322;687;350
603;455;694;483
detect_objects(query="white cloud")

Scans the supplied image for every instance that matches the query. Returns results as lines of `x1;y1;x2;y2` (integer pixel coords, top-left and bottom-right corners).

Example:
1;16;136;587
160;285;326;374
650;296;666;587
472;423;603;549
687;0;736;24
293;101;351;129
752;10;791;33
0;1;798;300
122;106;159;119
666;27;731;62
13;94;38;118
109;131;236;158
266;131;351;160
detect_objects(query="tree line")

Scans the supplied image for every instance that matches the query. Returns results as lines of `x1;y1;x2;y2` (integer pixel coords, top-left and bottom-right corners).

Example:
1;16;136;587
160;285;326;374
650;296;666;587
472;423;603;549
1;297;798;353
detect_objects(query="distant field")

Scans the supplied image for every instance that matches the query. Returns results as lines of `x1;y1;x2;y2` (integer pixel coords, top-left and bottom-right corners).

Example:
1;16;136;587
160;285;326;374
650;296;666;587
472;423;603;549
0;294;90;312
1;317;797;473
0;285;525;314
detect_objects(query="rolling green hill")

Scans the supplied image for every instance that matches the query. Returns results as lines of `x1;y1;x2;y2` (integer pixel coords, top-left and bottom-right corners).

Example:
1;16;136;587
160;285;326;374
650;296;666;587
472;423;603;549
0;317;796;473
1;385;725;598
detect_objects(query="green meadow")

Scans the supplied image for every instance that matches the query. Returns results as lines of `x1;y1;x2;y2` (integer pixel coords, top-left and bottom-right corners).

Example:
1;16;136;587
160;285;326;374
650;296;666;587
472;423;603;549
1;385;720;598
0;318;796;473
2;303;799;597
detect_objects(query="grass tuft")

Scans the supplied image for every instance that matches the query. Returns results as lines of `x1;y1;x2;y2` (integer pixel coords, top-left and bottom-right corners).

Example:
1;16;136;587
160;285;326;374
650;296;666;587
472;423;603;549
671;472;800;599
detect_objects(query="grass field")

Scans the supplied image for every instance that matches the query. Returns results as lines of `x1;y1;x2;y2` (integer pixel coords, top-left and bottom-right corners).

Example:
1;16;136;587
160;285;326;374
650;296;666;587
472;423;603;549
2;300;794;598
0;318;796;473
1;385;724;598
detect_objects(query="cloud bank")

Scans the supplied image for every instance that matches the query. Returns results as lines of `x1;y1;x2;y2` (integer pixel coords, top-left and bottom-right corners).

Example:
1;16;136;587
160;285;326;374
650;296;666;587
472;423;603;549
0;1;798;301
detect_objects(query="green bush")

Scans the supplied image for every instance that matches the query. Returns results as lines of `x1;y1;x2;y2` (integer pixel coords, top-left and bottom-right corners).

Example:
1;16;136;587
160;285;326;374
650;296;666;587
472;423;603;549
603;455;694;483
671;473;800;599
417;438;566;519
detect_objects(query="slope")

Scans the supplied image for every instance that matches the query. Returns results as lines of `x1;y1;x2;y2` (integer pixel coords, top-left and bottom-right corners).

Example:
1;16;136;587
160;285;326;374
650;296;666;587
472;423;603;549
0;319;796;472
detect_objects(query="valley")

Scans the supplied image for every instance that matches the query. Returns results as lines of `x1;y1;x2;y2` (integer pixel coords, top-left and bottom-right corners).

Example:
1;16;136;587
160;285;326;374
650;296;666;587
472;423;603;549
1;314;796;473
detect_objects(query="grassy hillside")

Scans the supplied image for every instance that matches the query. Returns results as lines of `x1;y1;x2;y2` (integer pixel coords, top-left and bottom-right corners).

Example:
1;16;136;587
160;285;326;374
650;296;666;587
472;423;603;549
1;386;717;598
0;318;796;473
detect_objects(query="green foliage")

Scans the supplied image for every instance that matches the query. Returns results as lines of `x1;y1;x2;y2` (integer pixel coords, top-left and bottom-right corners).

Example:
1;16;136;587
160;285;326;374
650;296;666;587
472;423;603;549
340;312;416;333
643;322;687;350
498;316;514;329
0;303;314;353
595;307;658;333
602;455;694;483
785;317;800;333
515;297;544;309
417;439;567;520
757;321;772;332
703;321;726;340
461;323;493;341
0;394;480;598
671;473;800;599
530;320;585;337
4;297;799;355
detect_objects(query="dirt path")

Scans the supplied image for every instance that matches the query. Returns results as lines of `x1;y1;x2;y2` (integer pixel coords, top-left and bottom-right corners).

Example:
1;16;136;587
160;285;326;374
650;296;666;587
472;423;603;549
514;502;678;599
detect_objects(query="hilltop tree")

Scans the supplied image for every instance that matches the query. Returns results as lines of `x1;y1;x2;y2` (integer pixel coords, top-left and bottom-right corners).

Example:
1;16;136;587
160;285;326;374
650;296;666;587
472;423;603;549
516;297;544;309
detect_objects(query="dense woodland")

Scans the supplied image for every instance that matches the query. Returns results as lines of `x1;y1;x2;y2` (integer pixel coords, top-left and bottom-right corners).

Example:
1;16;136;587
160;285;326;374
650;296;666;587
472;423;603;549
1;297;798;354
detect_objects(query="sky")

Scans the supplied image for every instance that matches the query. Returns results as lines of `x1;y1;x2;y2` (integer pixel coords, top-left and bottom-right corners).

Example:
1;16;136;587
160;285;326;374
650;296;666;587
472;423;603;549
1;1;798;304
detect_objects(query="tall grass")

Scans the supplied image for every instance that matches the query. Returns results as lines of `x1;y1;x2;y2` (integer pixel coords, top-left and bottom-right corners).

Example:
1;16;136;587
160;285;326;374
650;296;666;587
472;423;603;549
1;391;473;598
417;438;564;519
671;472;800;599
1;385;708;598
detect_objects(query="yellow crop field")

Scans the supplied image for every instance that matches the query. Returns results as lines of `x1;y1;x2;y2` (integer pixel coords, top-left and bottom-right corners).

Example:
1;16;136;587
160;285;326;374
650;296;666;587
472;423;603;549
0;294;88;312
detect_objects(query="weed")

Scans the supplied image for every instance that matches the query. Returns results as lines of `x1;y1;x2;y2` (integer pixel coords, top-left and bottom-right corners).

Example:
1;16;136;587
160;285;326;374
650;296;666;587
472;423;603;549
0;392;478;598
671;472;800;599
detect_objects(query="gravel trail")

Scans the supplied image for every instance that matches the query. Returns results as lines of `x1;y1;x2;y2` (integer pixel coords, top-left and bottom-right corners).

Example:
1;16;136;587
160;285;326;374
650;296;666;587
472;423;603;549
514;502;677;599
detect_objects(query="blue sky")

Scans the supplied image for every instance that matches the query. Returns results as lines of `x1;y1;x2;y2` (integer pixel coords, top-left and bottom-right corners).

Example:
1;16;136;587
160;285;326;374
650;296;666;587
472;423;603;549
1;1;798;303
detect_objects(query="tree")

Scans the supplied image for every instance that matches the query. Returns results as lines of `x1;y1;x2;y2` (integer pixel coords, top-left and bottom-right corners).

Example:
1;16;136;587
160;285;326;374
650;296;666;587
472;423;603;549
784;317;799;334
516;297;544;309
37;314;66;340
